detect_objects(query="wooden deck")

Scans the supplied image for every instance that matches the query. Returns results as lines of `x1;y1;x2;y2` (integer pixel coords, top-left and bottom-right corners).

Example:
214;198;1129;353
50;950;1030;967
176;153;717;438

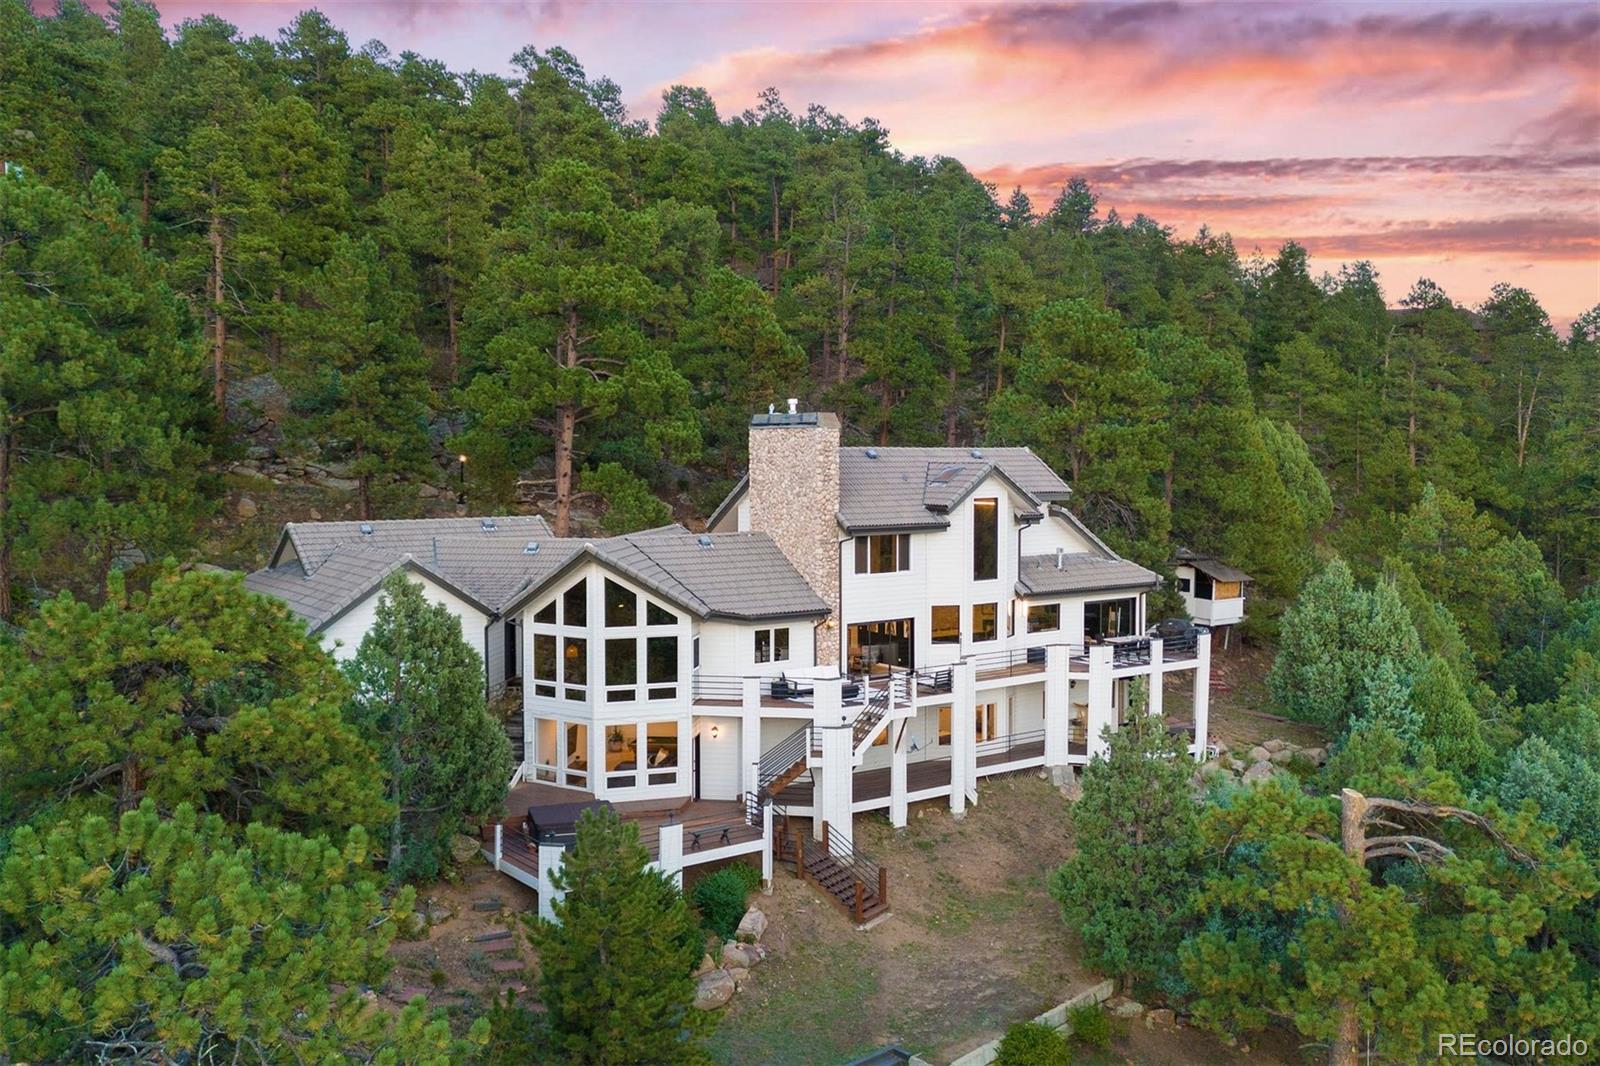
496;782;750;862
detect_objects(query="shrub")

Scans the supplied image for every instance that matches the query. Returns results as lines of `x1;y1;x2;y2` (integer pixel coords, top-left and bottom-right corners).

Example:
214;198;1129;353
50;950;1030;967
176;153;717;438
1066;1003;1112;1049
693;863;761;939
994;1021;1068;1065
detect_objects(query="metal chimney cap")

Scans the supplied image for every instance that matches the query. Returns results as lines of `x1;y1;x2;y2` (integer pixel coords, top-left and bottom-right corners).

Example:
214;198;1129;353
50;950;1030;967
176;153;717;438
786;397;799;414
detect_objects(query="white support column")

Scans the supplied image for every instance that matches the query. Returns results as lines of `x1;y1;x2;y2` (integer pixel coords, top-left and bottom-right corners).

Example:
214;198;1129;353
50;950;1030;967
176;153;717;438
537;842;566;924
813;678;852;846
740;675;762;796
1043;644;1071;769
949;662;975;817
761;800;774;891
657;823;685;889
493;823;504;872
889;720;909;829
1086;644;1114;761
1147;638;1165;719
1192;630;1212;761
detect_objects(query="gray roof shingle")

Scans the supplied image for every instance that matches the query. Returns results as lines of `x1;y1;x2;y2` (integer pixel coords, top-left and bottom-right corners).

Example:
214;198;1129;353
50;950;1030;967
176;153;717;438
276;514;553;572
248;521;827;632
837;447;1066;532
1016;552;1161;597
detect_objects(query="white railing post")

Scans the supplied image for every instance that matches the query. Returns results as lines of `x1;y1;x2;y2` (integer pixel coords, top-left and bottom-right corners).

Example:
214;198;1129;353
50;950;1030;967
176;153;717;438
658;823;684;889
761;800;774;890
950;661;976;816
494;823;503;872
889;720;908;829
1192;630;1212;761
537;841;565;924
741;675;762;794
1148;638;1165;719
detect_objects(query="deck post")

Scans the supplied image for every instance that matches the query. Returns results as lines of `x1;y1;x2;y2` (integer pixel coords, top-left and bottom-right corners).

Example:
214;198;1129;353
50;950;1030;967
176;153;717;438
1087;644;1115;760
537;841;566;924
888;719;909;829
1192;630;1212;760
815;679;854;849
949;661;975;817
741;675;762;795
761;799;774;891
658;823;684;889
796;831;805;882
493;823;504;872
1147;638;1165;719
1043;643;1072;784
853;880;865;925
878;865;889;910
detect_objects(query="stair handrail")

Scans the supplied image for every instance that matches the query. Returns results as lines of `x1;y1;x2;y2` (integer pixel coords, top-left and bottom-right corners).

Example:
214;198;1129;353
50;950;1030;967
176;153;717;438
756;723;813;799
821;821;888;922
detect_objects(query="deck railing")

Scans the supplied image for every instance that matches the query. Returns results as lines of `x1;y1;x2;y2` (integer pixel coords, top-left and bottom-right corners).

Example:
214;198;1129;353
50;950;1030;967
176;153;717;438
691;673;743;702
756;723;814;800
974;728;1047;763
968;645;1047;677
822;821;889;925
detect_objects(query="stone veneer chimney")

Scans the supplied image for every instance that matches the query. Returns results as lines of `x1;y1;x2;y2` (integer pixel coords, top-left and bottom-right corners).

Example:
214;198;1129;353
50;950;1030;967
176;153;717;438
747;407;842;666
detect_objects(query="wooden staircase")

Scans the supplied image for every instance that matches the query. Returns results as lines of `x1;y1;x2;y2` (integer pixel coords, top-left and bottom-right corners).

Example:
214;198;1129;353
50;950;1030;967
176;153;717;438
773;815;889;926
756;724;813;803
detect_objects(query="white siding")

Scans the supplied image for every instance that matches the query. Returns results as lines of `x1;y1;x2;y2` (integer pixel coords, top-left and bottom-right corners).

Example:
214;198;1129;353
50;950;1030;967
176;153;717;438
693;716;742;800
696;619;818;678
317;572;489;671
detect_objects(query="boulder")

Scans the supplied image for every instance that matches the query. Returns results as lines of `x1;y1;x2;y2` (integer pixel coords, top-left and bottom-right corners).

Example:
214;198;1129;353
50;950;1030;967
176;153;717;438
727;965;750;988
735;906;768;943
1241;761;1278;784
694;953;716;977
424;901;452;925
1302;747;1328;766
1248;745;1271;763
1147;1008;1176;1028
450;834;484;865
235;496;259;518
721;941;759;969
1268;747;1297;765
1263;738;1292;754
1106;996;1145;1019
693;969;735;1010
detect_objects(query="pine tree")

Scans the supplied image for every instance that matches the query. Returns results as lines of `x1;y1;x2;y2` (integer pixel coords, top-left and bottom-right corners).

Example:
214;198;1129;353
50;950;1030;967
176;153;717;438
1051;712;1200;992
284;234;434;520
0;170;211;618
0;800;487;1064
458;157;700;533
0;564;388;836
343;573;513;882
988;298;1169;564
528;806;711;1065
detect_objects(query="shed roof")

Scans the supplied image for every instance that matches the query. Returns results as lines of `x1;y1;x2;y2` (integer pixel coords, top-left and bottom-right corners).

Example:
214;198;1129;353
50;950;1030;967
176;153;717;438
1174;548;1252;584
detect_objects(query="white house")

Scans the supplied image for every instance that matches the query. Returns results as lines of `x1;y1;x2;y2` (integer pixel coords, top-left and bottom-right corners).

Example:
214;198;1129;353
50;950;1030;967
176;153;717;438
244;408;1212;923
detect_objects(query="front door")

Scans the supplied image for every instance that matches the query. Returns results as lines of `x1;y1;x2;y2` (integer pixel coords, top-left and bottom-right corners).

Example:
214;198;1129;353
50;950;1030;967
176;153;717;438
692;733;702;800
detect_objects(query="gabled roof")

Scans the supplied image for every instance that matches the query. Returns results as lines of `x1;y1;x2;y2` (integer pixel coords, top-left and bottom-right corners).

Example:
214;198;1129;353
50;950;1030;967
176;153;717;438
247;520;826;632
1173;547;1252;584
839;447;1062;532
1016;552;1161;597
244;543;496;634
499;528;829;622
707;445;1069;534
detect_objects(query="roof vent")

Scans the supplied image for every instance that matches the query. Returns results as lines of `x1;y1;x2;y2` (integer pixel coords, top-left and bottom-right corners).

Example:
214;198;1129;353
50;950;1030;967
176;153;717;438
787;397;799;414
359;522;374;536
970;447;983;459
865;447;879;459
480;517;497;532
1055;546;1065;570
696;534;714;549
768;402;776;415
523;541;539;555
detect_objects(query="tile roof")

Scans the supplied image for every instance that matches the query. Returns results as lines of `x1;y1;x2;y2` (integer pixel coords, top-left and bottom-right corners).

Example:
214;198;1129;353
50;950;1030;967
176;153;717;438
837;446;1066;532
1016;552;1161;597
248;521;827;632
275;514;553;572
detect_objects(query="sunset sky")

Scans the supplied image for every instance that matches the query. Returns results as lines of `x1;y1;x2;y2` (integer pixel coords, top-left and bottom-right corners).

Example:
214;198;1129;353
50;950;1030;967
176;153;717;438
135;1;1600;327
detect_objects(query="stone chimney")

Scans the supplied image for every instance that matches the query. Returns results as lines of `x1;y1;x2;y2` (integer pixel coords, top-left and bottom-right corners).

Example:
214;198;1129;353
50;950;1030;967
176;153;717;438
747;406;841;665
